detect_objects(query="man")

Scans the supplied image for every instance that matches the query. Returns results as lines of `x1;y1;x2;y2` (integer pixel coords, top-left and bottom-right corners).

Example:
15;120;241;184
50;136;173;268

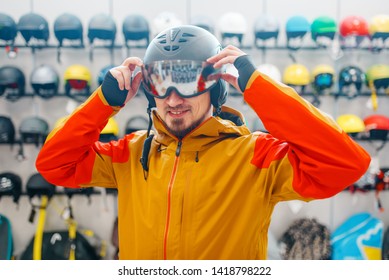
36;25;370;260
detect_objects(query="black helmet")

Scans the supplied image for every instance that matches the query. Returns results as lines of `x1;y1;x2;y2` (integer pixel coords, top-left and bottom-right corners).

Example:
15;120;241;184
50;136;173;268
122;14;150;47
0;172;22;204
0;65;25;102
30;64;60;99
19;116;49;146
17;13;49;46
142;25;227;114
54;13;84;47
26;172;55;199
338;66;366;98
0;13;17;44
0;115;15;144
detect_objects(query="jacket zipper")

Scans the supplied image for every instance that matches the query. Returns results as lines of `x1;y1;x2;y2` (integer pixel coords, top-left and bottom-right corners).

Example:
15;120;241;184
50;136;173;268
163;140;182;260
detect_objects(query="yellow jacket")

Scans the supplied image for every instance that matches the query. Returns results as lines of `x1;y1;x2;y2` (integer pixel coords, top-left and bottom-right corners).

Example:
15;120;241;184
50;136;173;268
36;70;370;259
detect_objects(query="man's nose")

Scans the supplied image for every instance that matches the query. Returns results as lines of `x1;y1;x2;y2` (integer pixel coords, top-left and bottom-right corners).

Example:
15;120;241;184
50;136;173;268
165;90;184;106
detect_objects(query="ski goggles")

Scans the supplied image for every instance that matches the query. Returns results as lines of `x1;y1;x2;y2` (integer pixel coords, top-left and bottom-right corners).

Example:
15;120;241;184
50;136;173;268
141;60;223;99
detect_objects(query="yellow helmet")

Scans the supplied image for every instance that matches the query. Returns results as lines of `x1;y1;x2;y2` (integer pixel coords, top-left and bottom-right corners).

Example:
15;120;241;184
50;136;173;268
336;114;365;135
369;14;389;36
101;117;119;136
64;64;91;85
366;64;389;86
283;64;310;86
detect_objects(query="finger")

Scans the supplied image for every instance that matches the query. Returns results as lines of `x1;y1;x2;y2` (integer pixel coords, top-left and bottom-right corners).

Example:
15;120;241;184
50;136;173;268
131;71;143;93
221;73;242;94
121;57;143;68
122;67;132;91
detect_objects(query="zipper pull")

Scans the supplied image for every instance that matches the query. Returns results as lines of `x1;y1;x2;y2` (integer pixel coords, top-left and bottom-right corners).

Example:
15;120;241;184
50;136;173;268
176;141;182;157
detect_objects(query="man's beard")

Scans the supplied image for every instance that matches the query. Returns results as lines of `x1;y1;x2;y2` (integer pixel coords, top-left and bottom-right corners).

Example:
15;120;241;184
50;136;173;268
167;117;204;139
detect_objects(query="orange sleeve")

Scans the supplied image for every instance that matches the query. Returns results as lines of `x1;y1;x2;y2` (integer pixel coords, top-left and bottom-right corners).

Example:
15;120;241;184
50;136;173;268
35;88;124;188
245;71;371;199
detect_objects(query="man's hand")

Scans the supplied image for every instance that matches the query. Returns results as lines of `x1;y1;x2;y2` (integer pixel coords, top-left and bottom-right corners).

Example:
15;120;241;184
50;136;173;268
101;57;143;106
207;45;255;93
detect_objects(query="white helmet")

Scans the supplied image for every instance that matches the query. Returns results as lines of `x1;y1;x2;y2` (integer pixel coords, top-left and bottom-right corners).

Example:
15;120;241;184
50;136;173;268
153;11;182;35
257;63;282;82
218;12;247;46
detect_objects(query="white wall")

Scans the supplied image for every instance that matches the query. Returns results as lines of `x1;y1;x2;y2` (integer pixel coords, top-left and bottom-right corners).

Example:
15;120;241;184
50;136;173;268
1;0;389;259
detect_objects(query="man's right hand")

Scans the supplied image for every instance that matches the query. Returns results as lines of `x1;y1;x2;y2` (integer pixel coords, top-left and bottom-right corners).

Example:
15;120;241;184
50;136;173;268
101;57;143;106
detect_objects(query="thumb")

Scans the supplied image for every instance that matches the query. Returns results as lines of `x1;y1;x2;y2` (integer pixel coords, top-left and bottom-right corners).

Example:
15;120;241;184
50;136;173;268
221;73;242;94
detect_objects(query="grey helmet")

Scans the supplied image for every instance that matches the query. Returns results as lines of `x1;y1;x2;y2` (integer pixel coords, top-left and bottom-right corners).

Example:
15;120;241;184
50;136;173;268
0;13;17;43
0;65;25;102
122;14;150;47
19;116;49;146
30;65;60;99
17;13;50;46
0;115;15;144
190;15;215;34
142;25;227;113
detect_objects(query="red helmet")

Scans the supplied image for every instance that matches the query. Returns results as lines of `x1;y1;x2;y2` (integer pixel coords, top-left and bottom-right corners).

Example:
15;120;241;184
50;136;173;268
363;114;389;140
340;15;369;37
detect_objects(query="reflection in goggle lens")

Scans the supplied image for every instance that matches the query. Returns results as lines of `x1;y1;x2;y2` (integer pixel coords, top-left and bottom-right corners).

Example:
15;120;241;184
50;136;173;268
141;60;222;98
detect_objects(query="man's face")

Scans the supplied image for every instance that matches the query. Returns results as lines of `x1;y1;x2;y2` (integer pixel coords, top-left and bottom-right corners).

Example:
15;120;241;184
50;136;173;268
155;90;212;139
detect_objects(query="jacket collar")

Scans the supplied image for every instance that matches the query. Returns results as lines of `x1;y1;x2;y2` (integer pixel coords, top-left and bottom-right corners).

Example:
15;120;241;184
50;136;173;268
151;106;251;152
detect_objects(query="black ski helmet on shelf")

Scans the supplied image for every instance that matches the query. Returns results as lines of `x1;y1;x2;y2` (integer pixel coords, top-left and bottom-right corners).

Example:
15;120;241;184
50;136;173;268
122;14;150;47
0;115;15;145
0;13;17;44
142;25;227;114
0;65;25;102
19;116;49;146
30;64;60;99
17;12;50;46
338;65;366;98
26;172;56;199
54;13;84;47
0;172;22;204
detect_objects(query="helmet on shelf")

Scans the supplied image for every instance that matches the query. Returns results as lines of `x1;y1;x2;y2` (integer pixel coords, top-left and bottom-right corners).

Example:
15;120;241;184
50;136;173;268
338;65;366;98
19;116;49;146
336;114;365;137
30;64;60;99
26;172;56;199
253;14;279;48
0;172;22;204
88;13;116;45
363;114;389;140
17;12;50;46
0;13;17;44
54;13;84;47
366;64;389;92
100;117;120;142
311;64;335;94
0;65;25;102
122;14;150;47
141;25;227;115
283;63;310;86
218;12;247;47
0;115;15;144
369;14;389;51
190;15;215;34
64;64;91;102
311;16;337;47
257;63;282;82
285;15;310;50
339;15;369;48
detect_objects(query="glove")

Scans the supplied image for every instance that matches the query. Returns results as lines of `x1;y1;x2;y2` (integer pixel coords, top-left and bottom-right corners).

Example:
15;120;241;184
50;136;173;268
101;71;129;106
234;55;256;92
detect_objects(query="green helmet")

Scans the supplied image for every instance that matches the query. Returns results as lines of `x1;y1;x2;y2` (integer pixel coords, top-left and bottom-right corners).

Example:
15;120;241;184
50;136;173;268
311;16;337;43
